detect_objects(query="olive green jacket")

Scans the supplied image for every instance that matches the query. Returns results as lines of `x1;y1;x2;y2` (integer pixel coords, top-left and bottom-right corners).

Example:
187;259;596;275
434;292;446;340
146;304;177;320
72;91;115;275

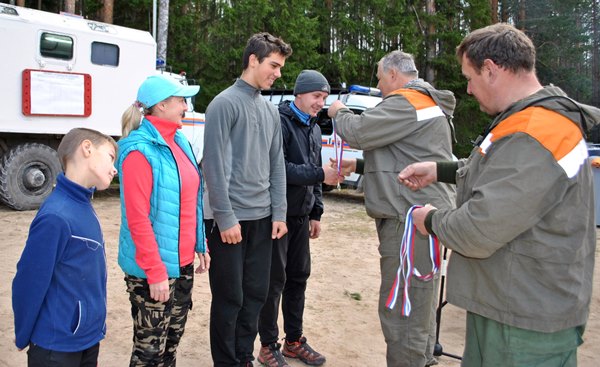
334;79;457;221
433;86;599;332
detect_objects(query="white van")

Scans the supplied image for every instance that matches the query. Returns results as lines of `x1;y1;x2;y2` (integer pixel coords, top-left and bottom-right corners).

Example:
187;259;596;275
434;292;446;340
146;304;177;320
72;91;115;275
0;3;203;209
262;85;382;189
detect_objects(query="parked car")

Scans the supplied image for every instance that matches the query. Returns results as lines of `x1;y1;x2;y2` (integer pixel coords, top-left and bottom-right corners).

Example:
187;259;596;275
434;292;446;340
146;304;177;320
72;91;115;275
262;85;382;190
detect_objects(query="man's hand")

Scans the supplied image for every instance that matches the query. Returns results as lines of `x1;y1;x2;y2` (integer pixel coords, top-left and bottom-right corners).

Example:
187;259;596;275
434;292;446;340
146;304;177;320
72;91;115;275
220;223;242;244
329;157;357;177
327;100;346;118
149;279;171;302
272;221;288;239
195;252;211;274
322;164;344;185
309;219;321;239
411;204;436;235
398;162;437;190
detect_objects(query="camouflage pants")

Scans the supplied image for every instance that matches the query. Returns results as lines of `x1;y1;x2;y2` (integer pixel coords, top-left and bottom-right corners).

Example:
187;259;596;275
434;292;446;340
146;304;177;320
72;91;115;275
125;264;194;367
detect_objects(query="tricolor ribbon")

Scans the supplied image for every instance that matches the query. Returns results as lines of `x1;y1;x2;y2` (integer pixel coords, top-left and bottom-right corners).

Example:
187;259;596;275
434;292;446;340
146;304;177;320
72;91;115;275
331;118;344;189
385;205;441;316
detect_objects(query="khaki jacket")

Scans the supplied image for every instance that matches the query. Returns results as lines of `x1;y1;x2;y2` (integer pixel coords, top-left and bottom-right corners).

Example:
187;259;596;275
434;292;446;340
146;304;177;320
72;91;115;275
334;79;457;282
433;86;599;332
335;79;457;220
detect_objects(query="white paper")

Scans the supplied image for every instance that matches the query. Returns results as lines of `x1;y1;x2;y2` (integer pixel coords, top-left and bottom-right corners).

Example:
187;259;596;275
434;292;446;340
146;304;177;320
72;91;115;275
29;71;85;115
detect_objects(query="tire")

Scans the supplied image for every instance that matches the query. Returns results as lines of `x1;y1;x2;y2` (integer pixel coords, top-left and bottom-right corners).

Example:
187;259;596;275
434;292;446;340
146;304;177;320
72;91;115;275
0;143;61;210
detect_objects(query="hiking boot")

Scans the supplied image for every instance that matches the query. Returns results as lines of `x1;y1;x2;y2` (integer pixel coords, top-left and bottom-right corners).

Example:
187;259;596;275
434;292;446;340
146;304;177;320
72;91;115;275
258;343;290;367
282;336;326;366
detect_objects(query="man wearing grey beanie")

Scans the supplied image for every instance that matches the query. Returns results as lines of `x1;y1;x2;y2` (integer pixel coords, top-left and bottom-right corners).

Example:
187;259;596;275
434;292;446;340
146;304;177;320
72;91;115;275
258;70;340;367
293;70;333;96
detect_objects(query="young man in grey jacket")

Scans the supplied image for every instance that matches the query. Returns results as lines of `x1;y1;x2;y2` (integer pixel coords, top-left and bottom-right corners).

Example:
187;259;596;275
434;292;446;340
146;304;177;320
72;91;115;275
328;51;457;367
203;32;292;367
400;23;600;366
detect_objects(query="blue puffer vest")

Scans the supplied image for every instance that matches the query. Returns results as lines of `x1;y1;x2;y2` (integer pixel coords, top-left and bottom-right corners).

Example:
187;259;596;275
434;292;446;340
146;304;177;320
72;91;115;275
117;118;206;278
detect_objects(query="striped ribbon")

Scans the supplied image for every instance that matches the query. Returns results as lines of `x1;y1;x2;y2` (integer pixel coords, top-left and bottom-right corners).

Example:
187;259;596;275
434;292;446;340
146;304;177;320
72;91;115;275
332;119;344;188
385;205;440;316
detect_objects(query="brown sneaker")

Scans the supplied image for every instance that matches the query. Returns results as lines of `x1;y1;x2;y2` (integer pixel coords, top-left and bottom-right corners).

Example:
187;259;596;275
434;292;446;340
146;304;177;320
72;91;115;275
258;343;290;367
282;336;326;366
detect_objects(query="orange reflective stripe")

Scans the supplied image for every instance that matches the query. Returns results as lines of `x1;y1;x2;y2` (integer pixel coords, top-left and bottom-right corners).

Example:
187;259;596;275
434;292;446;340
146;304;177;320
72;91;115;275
388;88;436;110
490;107;582;162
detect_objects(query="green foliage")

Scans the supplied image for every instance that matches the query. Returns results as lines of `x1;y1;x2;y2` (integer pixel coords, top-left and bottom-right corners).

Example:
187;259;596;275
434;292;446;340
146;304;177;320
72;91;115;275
520;0;594;103
264;0;321;89
113;0;153;32
431;0;492;157
28;0;597;150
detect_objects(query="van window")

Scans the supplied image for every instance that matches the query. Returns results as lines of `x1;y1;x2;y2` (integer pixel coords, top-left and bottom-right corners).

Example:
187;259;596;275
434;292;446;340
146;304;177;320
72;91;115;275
40;32;73;60
317;107;365;136
91;42;119;66
317;110;333;135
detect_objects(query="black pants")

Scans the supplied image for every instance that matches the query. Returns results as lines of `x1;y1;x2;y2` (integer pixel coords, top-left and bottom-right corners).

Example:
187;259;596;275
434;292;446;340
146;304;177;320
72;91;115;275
259;215;311;345
28;342;99;367
207;216;274;366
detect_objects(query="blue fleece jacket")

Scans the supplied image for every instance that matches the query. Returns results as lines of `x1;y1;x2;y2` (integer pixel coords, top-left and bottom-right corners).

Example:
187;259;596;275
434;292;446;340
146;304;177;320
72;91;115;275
12;173;107;351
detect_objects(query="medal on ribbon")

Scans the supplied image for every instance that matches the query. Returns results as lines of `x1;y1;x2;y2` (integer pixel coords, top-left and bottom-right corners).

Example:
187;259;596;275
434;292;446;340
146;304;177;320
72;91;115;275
386;205;441;316
332;118;344;190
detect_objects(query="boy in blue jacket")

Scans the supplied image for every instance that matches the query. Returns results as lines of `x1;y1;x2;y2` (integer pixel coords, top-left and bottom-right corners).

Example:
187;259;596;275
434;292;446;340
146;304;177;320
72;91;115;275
12;128;118;367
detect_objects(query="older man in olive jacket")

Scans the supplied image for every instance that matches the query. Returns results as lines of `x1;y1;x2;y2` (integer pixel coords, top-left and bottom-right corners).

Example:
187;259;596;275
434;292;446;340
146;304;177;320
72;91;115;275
329;50;456;367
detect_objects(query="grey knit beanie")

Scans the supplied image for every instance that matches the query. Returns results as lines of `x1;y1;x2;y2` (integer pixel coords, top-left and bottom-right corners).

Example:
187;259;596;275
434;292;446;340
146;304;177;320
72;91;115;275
293;70;331;95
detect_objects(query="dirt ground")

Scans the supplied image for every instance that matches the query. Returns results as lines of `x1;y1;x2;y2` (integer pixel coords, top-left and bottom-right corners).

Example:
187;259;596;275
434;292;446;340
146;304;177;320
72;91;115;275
0;189;599;367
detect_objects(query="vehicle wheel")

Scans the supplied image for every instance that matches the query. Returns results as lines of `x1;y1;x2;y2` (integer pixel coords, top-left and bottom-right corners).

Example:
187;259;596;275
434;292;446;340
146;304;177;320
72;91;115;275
0;143;61;210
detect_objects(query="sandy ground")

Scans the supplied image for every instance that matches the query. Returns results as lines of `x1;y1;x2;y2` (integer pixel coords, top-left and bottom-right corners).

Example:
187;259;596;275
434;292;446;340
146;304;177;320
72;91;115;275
0;189;598;367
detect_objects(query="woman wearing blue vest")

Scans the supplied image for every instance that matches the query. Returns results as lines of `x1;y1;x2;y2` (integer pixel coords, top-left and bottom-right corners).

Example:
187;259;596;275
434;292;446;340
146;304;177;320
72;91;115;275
117;74;209;367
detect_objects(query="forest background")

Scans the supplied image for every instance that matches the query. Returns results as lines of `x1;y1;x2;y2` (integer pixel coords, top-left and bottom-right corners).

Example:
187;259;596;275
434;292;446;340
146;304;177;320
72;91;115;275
5;0;600;157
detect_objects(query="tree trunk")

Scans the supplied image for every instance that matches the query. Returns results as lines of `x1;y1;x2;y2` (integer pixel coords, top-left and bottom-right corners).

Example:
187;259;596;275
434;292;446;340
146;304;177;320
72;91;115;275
490;0;498;23
157;0;169;64
593;0;599;107
64;0;76;14
16;0;25;6
425;0;436;83
101;0;114;24
517;0;526;30
500;0;509;22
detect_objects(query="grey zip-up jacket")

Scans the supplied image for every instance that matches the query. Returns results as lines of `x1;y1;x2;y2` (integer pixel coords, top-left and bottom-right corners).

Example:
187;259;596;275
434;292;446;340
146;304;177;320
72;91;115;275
203;78;287;230
431;86;599;332
334;79;457;220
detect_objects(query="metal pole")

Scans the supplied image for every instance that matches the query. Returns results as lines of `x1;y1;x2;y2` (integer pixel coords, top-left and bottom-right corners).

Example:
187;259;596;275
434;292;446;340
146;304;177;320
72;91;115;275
152;0;157;40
